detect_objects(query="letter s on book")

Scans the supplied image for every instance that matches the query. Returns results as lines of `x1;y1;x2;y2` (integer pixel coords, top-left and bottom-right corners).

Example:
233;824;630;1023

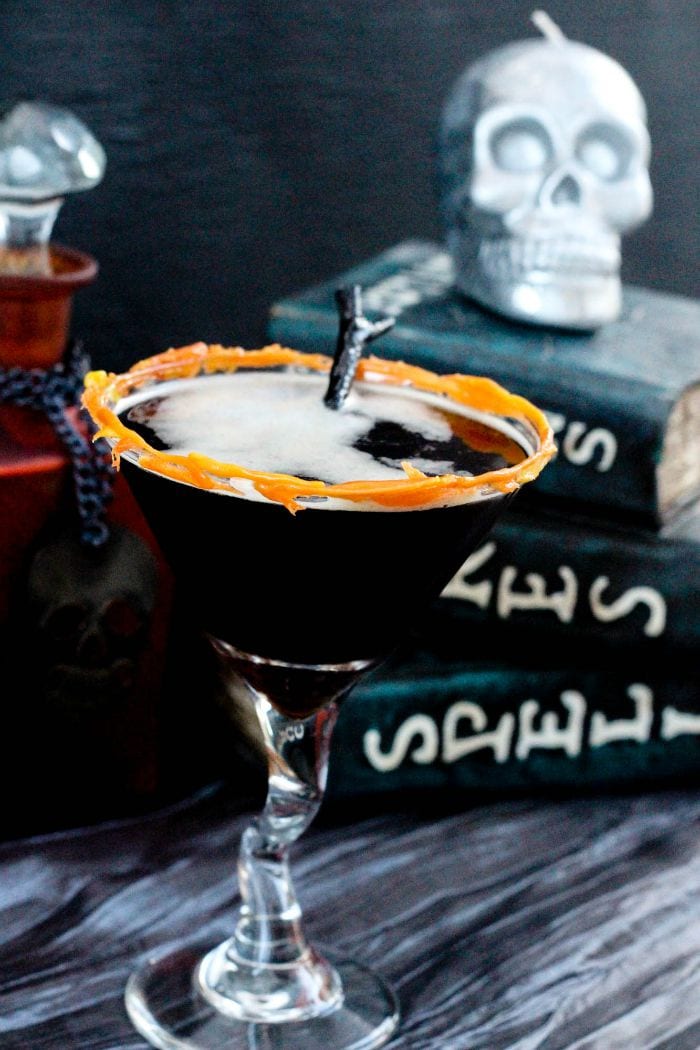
562;421;617;472
589;578;666;636
363;715;440;772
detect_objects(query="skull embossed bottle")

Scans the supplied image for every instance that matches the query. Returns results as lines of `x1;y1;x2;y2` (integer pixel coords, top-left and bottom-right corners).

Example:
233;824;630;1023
0;103;181;835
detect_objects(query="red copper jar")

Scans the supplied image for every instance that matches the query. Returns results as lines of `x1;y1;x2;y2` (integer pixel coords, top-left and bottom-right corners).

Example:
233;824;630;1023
0;243;97;368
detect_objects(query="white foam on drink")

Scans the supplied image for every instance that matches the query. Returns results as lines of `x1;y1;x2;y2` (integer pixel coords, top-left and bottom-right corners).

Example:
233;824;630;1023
120;371;477;484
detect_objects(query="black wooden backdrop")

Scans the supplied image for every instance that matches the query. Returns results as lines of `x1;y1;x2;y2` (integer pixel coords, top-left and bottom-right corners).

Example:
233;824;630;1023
2;1;698;372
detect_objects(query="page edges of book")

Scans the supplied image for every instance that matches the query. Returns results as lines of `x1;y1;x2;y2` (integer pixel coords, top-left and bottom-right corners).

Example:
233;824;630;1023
659;381;700;521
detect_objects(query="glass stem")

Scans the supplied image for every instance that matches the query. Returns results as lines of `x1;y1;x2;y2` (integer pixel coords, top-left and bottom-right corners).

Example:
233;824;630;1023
233;694;339;968
196;660;356;1022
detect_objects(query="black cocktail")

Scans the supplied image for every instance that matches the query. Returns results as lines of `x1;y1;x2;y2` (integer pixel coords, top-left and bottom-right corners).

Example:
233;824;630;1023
83;341;554;1049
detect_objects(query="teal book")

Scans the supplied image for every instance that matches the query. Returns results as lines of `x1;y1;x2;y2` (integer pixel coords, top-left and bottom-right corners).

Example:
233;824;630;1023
268;240;700;528
326;653;700;803
423;502;699;662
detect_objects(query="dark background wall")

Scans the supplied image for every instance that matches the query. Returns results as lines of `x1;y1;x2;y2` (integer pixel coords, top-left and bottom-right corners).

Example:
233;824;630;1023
3;1;698;372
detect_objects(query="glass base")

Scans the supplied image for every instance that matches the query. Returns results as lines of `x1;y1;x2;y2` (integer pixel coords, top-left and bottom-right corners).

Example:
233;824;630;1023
125;939;400;1050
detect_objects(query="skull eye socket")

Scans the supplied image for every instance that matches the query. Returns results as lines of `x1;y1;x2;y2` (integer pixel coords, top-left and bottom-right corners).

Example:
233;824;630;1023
102;597;144;639
44;604;87;643
576;122;634;181
490;118;553;172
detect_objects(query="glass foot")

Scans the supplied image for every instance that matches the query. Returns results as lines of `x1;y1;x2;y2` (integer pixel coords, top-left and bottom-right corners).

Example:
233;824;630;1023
125;939;400;1050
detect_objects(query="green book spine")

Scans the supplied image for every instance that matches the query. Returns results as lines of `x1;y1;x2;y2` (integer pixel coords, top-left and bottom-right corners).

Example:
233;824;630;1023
423;504;699;662
327;657;700;802
268;240;700;527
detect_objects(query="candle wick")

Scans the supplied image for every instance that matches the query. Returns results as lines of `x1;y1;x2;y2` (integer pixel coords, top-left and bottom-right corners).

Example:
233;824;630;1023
323;285;395;411
531;10;567;44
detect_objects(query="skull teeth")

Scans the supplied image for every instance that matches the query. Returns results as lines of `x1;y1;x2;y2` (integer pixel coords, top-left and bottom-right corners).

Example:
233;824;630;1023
479;238;620;278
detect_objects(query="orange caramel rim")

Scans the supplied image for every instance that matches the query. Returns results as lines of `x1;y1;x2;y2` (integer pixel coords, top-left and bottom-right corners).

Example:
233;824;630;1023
82;343;556;513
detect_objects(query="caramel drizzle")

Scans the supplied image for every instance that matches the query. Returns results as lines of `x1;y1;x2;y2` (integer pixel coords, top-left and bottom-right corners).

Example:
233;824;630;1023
82;342;556;513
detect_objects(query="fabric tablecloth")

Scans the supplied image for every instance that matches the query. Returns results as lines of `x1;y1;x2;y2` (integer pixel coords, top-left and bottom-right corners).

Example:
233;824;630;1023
1;783;699;1049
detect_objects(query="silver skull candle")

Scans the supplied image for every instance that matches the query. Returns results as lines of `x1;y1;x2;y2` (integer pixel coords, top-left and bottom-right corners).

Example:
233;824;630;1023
437;12;652;329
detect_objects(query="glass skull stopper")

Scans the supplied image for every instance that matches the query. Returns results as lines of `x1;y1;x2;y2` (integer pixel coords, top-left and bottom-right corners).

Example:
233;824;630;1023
437;11;652;330
0;102;105;271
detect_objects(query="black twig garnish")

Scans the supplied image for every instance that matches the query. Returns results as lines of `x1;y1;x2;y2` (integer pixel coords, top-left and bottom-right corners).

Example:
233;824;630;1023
323;285;395;410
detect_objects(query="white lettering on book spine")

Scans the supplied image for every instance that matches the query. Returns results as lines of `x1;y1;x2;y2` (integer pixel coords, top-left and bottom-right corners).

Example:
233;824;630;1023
442;702;515;764
562;421;617;472
442;542;495;608
547;411;617;472
590;684;654;746
589;578;666;636
363;715;439;772
497;565;578;622
362;685;700;774
661;707;700;740
443;542;667;638
515;691;587;759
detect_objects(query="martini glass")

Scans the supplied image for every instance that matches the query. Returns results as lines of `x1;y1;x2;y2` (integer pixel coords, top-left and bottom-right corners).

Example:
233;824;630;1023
83;341;554;1050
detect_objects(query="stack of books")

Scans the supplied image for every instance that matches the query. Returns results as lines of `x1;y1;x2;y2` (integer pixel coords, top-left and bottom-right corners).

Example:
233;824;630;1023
268;240;700;803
